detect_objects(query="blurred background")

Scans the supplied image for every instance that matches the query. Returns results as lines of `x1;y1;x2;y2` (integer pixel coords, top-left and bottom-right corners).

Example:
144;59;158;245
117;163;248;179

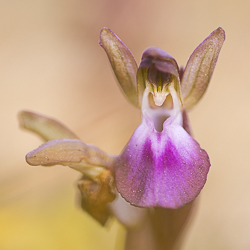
1;0;249;249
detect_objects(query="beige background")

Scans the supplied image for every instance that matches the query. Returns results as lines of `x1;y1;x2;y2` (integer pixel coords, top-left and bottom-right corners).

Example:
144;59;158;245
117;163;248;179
0;0;249;249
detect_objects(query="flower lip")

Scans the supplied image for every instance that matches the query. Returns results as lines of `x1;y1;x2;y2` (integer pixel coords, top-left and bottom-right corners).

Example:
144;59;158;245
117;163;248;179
114;117;211;209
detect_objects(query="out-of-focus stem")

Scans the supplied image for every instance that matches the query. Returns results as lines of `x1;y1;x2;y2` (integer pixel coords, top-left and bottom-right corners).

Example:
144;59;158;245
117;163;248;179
125;201;194;250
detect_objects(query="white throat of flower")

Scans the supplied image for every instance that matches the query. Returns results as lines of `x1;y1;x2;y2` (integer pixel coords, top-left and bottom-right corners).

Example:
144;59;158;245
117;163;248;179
141;82;183;132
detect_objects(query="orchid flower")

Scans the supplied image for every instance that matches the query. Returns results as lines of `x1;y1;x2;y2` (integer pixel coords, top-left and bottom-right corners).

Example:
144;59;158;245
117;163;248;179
19;27;225;248
99;27;225;208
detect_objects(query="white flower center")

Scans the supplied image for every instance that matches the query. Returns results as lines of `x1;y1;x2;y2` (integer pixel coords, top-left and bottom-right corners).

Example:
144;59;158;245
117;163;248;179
142;83;183;132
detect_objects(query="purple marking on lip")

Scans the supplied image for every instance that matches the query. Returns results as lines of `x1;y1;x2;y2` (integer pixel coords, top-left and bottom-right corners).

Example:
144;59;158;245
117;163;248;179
115;119;210;209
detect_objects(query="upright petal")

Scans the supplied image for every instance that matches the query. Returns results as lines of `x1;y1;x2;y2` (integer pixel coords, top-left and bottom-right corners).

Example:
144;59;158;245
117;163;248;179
99;27;139;107
115;118;210;209
18;110;79;141
181;27;225;110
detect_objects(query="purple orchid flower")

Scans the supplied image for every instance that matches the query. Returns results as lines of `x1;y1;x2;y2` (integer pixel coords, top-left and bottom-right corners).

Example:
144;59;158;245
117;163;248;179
100;27;225;209
19;27;225;227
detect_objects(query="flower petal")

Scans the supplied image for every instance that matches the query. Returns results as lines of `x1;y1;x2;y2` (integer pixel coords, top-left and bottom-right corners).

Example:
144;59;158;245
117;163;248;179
181;27;225;110
99;27;139;107
115;119;210;209
140;47;179;72
18;110;79;141
26;138;115;177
